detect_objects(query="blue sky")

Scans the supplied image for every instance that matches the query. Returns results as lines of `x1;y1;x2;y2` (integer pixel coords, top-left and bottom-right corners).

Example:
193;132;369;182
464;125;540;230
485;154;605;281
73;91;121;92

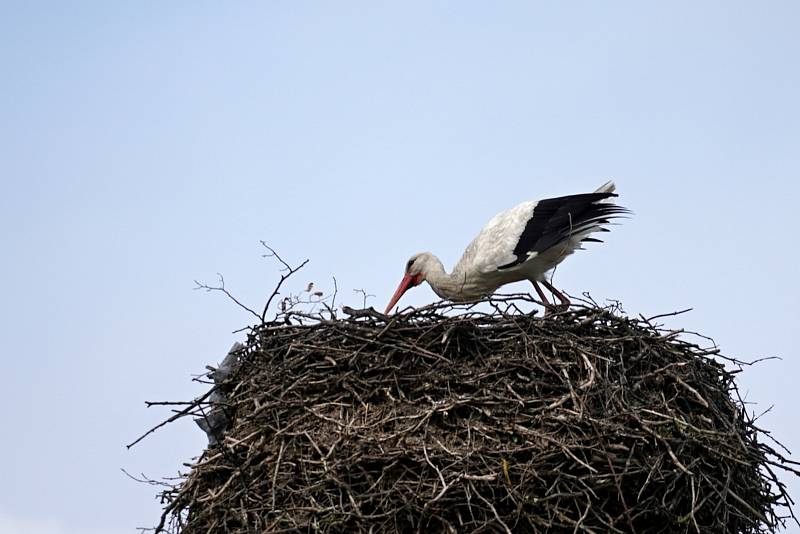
1;2;799;532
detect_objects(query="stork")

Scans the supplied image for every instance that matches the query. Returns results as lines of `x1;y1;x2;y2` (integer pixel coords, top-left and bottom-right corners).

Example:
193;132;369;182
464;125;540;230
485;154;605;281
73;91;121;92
384;181;629;315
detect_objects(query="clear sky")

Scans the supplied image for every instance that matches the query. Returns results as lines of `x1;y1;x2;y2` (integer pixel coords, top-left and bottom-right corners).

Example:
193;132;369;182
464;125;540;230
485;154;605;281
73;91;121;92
1;2;799;533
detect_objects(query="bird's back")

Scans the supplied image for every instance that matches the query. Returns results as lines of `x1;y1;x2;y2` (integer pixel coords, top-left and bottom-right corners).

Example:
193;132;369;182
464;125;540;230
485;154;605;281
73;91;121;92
453;200;539;277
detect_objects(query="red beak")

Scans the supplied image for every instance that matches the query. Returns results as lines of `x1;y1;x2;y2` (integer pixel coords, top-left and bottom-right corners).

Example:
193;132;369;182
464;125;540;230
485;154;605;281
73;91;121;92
384;273;418;314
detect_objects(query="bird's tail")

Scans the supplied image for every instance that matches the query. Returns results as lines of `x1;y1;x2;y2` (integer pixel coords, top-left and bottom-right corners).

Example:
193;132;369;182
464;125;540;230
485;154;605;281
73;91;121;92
594;180;616;194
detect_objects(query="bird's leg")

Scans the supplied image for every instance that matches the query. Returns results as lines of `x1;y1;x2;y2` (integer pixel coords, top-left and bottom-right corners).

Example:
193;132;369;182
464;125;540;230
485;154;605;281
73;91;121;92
532;281;557;316
541;279;570;312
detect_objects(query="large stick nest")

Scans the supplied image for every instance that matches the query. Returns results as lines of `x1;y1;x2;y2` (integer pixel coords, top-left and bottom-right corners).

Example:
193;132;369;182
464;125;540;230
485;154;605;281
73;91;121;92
153;298;798;533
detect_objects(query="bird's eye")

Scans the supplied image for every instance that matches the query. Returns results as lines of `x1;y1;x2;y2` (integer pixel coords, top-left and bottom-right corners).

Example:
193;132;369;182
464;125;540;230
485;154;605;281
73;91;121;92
406;259;415;271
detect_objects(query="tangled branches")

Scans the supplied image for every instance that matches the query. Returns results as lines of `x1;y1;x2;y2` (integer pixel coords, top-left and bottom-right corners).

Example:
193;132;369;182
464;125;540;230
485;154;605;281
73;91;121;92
151;298;799;533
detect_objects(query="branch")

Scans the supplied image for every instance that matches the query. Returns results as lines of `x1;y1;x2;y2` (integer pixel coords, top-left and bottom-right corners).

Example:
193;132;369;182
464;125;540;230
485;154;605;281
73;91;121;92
260;241;309;323
126;389;215;449
353;288;375;309
194;273;261;322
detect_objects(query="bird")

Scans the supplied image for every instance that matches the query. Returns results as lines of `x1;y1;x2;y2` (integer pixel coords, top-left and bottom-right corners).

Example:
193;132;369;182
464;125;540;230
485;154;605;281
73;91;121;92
384;181;629;315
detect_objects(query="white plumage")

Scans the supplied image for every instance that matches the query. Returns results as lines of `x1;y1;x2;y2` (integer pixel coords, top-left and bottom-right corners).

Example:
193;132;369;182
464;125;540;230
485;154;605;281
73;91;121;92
384;181;628;314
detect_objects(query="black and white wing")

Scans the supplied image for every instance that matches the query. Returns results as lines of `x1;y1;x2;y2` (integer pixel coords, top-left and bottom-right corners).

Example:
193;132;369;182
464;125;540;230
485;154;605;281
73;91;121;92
452;181;629;274
497;185;629;270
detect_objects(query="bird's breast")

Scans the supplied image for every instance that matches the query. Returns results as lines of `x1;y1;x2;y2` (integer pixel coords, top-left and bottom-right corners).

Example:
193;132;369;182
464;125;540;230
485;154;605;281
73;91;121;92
430;269;516;302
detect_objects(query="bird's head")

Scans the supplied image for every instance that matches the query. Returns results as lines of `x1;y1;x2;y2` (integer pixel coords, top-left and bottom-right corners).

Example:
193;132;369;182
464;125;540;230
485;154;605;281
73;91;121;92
384;252;433;314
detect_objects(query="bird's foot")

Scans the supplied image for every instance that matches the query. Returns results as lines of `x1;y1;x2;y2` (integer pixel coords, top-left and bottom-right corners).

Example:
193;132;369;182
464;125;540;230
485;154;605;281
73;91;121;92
539;280;571;314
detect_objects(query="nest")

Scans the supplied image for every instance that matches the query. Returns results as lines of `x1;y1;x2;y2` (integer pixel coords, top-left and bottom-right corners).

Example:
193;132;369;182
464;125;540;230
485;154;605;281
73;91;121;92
151;297;798;533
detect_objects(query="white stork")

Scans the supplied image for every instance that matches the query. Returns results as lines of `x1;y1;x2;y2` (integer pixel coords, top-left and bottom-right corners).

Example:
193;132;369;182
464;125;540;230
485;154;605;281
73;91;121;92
384;181;629;315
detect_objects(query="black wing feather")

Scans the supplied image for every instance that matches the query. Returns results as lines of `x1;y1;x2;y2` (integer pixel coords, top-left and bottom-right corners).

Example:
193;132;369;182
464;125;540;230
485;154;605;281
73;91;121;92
497;192;629;270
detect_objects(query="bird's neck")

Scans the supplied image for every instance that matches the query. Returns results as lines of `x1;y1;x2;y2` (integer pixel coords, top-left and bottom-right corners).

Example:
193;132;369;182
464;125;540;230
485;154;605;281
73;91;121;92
423;257;465;300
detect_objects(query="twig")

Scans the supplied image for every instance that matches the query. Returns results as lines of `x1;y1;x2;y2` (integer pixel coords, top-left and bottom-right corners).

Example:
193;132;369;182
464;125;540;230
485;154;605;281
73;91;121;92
194;273;261;321
127;389;215;449
260;241;309;322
